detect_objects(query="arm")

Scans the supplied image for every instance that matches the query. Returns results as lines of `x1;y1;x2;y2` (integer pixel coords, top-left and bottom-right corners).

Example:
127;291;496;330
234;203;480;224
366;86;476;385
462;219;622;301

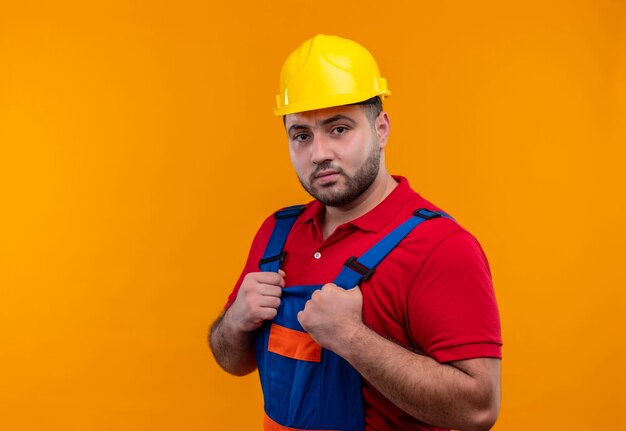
209;309;257;376
344;318;500;430
298;284;500;431
209;270;285;376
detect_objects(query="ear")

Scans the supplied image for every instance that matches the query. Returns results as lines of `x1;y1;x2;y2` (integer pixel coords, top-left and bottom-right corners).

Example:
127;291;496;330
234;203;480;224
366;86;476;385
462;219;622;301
375;111;391;149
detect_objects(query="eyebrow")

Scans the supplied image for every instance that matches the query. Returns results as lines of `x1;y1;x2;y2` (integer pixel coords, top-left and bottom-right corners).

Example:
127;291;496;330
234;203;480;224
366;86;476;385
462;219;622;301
287;124;309;134
287;114;357;134
321;114;357;126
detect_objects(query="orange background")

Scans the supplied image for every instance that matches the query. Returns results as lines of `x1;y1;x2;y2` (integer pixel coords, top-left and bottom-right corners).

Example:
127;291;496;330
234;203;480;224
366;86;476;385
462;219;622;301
1;1;625;430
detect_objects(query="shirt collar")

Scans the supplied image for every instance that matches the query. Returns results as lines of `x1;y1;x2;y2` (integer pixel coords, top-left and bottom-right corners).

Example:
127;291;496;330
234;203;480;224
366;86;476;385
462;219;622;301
299;176;416;233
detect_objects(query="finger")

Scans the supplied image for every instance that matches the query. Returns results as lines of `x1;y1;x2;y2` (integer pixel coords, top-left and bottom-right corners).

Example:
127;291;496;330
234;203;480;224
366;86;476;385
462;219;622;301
310;288;321;300
257;307;278;321
258;283;282;297
321;282;339;291
257;295;281;309
255;271;285;287
278;269;286;277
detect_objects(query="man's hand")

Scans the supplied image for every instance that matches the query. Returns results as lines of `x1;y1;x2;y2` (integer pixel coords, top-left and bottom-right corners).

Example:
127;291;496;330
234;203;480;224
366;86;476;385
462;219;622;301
227;270;285;332
209;271;284;376
297;283;363;355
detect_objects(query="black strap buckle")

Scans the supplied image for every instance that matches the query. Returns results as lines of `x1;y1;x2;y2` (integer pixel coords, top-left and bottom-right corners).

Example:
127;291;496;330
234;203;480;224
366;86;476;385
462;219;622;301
274;205;305;219
258;251;286;268
344;256;375;282
413;208;442;220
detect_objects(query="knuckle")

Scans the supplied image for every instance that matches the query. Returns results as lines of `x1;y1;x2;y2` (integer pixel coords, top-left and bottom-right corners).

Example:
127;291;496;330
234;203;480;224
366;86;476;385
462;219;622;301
300;301;309;315
243;272;256;283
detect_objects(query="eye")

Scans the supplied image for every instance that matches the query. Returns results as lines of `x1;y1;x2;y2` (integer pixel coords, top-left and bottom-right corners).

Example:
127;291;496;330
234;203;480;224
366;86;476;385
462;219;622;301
331;126;348;135
293;133;310;142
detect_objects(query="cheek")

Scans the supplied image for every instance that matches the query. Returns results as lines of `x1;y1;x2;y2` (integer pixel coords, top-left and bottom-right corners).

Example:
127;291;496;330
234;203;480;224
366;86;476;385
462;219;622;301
289;148;309;177
288;144;299;166
342;140;370;166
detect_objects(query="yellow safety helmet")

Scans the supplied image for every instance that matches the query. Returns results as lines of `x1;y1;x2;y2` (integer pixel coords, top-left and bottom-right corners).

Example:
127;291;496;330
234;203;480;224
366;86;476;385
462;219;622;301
274;34;391;116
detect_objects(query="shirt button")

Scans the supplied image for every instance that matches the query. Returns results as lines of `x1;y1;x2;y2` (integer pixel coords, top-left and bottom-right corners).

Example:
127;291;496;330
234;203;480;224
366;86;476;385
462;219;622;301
314;252;321;259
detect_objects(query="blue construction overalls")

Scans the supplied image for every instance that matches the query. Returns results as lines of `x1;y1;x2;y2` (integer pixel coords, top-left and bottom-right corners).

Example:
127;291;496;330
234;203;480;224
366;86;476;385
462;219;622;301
255;205;451;431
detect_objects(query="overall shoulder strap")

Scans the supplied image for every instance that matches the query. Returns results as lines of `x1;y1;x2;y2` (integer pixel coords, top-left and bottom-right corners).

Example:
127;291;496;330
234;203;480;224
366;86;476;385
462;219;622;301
333;208;454;289
258;204;306;273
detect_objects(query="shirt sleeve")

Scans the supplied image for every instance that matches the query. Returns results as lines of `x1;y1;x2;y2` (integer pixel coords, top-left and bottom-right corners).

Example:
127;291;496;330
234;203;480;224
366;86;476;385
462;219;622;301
407;229;502;363
224;215;276;309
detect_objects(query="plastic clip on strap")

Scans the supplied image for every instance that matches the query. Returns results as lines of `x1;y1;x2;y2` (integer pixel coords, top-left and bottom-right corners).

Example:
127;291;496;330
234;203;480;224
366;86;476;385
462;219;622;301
334;208;453;289
274;206;306;219
344;257;375;281
413;208;442;220
258;205;306;273
259;252;286;267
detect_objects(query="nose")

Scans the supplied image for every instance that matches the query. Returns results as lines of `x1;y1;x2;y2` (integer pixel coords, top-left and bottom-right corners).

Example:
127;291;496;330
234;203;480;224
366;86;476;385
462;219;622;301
310;135;334;165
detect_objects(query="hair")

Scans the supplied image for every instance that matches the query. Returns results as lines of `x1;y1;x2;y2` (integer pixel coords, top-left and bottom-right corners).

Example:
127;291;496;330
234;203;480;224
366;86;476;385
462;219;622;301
354;96;383;126
281;96;383;127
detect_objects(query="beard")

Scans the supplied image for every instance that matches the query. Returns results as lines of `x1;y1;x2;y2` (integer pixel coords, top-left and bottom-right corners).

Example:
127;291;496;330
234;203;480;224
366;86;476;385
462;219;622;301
297;144;381;208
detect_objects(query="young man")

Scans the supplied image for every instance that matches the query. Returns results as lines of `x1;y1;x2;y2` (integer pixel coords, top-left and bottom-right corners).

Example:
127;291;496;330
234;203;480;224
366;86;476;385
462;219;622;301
210;34;502;431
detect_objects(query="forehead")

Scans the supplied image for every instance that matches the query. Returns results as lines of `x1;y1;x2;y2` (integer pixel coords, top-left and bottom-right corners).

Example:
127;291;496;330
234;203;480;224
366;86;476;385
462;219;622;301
284;104;366;129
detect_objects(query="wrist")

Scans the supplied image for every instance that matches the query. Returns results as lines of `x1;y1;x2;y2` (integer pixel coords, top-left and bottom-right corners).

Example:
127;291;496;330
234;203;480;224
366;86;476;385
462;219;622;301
336;321;369;361
222;306;248;336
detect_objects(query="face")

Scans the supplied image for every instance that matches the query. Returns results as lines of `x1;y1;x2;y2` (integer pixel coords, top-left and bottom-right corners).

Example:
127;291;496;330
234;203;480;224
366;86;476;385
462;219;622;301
285;104;388;208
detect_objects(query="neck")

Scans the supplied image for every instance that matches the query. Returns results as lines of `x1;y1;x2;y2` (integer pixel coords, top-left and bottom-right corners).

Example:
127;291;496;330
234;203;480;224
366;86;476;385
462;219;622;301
322;172;398;239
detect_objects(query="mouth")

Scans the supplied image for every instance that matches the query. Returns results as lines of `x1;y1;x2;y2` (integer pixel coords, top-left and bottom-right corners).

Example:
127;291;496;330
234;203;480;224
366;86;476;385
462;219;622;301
312;169;341;185
315;169;339;178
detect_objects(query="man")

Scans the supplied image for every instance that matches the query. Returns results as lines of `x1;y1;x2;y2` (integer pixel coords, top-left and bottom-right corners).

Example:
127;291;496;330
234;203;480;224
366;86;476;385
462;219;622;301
210;34;502;431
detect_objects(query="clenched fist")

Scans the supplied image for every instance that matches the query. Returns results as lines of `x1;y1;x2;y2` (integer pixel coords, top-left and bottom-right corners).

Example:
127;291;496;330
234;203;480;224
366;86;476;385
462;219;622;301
297;283;364;356
227;270;285;332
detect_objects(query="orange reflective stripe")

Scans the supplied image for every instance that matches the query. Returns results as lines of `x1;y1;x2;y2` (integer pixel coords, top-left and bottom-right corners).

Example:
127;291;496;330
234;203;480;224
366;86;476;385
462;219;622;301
267;323;321;362
264;413;339;431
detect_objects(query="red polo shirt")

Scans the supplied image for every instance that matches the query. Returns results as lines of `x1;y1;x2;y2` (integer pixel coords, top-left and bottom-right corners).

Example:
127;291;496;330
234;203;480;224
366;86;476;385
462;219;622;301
225;176;502;431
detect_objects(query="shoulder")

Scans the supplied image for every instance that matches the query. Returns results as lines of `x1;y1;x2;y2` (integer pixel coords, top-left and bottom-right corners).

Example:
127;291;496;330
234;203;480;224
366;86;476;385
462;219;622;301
403;216;500;362
250;201;316;251
407;218;494;307
385;189;490;280
397;184;484;258
422;227;491;281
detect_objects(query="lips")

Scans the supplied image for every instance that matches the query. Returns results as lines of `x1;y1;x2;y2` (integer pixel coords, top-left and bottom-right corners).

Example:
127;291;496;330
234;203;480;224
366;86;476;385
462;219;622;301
315;169;339;179
312;169;340;185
